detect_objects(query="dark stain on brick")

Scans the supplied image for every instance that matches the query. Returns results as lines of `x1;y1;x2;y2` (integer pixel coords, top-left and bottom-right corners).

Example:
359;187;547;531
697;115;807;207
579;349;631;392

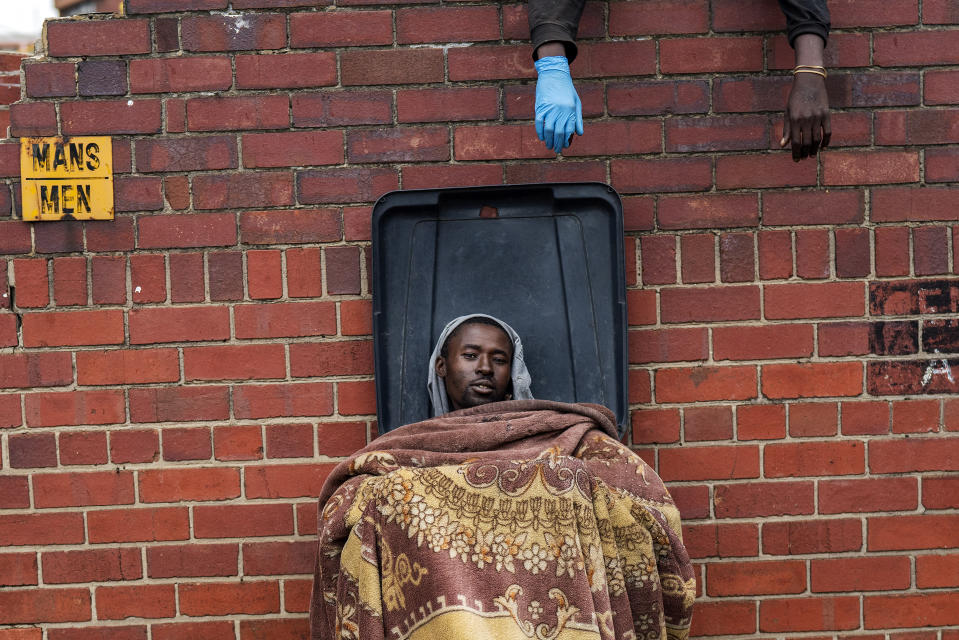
870;279;959;316
78;60;127;97
922;319;959;353
869;320;919;355
867;359;959;396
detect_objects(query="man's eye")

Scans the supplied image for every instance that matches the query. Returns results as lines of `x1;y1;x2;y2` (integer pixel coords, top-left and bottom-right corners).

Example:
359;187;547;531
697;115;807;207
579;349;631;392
494;358;509;365
462;353;477;359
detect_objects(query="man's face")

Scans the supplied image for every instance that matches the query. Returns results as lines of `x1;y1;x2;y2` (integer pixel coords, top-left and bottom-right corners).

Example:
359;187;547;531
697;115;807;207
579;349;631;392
435;323;513;411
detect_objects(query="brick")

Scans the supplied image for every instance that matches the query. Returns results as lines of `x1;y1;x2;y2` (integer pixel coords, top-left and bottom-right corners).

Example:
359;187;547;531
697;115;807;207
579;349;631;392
679;233;715;283
658;193;758;230
868;360;959;396
181;14;286;51
683;522;758;558
236;52;336;89
757;229;792;280
505;161;607;185
765;441;864;478
631;408;680;444
0;552;38;586
713;75;791;113
661;36;762;73
811;555;911;593
130;57;233;93
289;340;373;377
914;226;950;275
875;31;959;66
926;147;959;182
608;79;709;116
316;421;367;457
789;402;839;437
244;463;334;498
765;282;864;320
820;476;917;515
78;60;126;96
24;389;125;427
13;259;49;308
689;601;756;637
265;423;313;458
571;40;657;78
115;175;164;212
129;386;229;423
348;127;449;163
503;81;605;122
139;213;236;249
760;596;860;632
925;70;959;105
164;176;191;210
184;344;286;381
611;157;711;194
661;285;760;322
824;151;919;186
834;228;871;278
657;366;757;403
239;618;309;640
145;544;238;580
33;471;134;508
88;507;189;543
0;475;29;509
446;44;536;82
629;327;706;365
0;352;73;389
47;18;150;56
666;115;768;153
338;379;376;415
401;6;499;43
297;167;398;204
917;554;959;588
10;102;58;136
719;232;754;282
59;431;108;465
716;153;816;189
878;108;959;145
763;518;862;555
840;400;889;436
863;593;959;629
924;476;959;509
169;253;203;304
42;548;141;584
136;136;237;173
24;62;76;98
0;589;91;624
610;0;708;34
398;87;499;123
892;398;941;433
794;229;828;278
870;438;959;473
129;306;230;344
246;250;282;300
52;257;88;307
152;623;234;640
234;382;333;419
130;254;166;304
713;324;814;361
91;256;126;305
0;221;32;254
404;164;503;190
9;432;58;468
234;301;336;338
238;541;314;578
243;131;342;169
762;189;864;226
827;72;921;109
97;584;175;620
285;248;323;298
340;299;372;336
187;96;289;132
736;404;786;440
639;235;676;285
708;560;805;596
110;429;159;464
162;427;212;461
214;425;263;462
342;49;443;85
194;503;293;538
715;481;814;518
34;223;85;255
452;124;559;161
868;514;959;551
660;445;759;481
61;100;162;135
140;468;240;503
762;362;862;400
290;10;392;47
292;90;392;127
209;251;244;301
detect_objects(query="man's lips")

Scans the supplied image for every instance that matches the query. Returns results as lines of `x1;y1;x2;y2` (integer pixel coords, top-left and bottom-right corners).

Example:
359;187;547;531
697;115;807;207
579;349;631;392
469;380;495;394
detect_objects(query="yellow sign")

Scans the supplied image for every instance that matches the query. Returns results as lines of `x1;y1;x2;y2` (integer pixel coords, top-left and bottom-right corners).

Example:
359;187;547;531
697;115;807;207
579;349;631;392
20;136;113;221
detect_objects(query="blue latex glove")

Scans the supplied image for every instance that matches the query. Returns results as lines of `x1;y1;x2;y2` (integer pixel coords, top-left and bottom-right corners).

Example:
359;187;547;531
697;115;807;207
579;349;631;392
534;56;583;154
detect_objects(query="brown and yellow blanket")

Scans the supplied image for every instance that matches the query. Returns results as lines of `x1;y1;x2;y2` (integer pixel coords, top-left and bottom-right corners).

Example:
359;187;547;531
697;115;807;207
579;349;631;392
310;400;695;640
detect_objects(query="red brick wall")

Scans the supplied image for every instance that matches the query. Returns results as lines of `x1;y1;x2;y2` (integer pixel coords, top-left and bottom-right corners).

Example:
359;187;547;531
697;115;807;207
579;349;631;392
0;1;957;638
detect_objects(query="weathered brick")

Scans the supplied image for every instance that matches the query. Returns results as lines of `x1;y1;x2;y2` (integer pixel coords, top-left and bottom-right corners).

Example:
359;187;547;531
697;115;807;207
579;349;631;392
47;19;151;57
187;95;289;132
235;53;336;89
181;14;286;52
61;100;162;135
290;10;392;47
342;49;444;85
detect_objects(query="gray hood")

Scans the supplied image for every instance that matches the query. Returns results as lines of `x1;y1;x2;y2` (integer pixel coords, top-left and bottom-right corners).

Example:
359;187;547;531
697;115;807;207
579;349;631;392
427;313;533;416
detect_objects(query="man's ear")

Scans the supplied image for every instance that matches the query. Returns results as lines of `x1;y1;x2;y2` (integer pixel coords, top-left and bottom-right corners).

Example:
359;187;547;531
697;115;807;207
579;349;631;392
435;357;447;378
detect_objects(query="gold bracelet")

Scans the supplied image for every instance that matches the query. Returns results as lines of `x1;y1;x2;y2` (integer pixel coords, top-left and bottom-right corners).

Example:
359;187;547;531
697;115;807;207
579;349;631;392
793;68;827;78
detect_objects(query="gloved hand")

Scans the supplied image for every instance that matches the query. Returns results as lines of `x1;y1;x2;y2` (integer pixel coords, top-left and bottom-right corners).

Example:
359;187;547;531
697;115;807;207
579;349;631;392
534;56;583;154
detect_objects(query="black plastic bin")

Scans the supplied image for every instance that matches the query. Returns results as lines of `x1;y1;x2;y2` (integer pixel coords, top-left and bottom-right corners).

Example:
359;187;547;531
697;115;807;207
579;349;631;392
371;182;628;436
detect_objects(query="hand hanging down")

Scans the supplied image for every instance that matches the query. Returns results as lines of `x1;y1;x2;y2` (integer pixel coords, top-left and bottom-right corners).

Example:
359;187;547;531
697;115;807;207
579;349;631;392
534;52;583;154
781;33;831;162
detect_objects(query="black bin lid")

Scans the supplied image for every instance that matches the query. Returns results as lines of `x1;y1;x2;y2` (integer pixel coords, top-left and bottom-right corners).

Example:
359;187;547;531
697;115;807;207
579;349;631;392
371;182;627;436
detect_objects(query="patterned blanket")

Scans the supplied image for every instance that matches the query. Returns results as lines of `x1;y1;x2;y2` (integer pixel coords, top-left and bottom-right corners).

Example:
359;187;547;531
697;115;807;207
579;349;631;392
310;400;695;640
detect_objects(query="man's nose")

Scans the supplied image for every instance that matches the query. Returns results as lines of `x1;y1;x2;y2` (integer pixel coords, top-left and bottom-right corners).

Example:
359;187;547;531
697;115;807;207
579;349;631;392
476;355;492;373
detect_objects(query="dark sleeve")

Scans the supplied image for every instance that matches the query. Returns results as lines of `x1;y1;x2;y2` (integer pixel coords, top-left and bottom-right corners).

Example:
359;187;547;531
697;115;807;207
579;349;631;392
778;0;831;47
528;0;587;62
